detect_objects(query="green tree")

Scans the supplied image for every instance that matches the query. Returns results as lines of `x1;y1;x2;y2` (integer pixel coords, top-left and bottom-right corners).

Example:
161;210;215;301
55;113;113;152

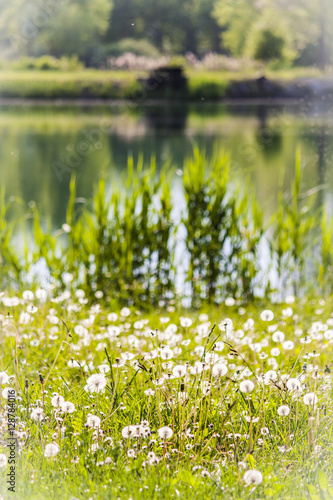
213;0;260;56
213;0;333;66
0;0;113;62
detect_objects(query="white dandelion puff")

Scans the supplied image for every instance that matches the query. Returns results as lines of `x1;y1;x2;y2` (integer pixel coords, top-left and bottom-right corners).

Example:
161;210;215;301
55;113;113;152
51;395;65;408
158;426;173;440
239;380;255;393
61;401;75;413
303;392;318;406
277;405;290;416
243;469;263;485
0;454;7;468
44;443;60;458
85;374;107;394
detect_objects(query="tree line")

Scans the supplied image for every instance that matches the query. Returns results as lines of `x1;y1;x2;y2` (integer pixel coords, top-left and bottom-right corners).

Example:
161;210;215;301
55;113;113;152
0;0;332;68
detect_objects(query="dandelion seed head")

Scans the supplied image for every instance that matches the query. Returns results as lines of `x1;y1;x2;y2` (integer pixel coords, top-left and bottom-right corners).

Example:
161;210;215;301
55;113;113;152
51;395;65;408
61;401;75;413
277;405;290;416
303;392;318;406
0;454;7;468
243;469;263;485
44;443;60;458
158;426;173;440
260;310;274;321
239;380;254;393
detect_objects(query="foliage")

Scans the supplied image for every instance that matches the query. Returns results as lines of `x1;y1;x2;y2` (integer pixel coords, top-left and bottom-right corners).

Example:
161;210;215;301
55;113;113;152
0;0;331;67
11;55;83;71
0;0;113;62
252;29;286;62
213;0;333;67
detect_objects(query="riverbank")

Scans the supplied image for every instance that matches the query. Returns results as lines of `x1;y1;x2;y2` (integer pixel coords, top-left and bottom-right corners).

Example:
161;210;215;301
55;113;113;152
0;68;332;101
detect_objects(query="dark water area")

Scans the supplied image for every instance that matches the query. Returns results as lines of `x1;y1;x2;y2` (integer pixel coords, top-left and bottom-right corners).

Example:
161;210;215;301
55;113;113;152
1;100;333;228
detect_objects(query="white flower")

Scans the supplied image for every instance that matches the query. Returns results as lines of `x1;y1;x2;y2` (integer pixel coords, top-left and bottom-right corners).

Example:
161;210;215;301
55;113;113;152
36;288;47;301
68;360;80;368
23;290;34;301
264;370;277;383
243;469;263;485
277;405;290;416
225;297;235;306
51;395;65;408
0;372;9;385
31;407;44;422
272;331;285;342
0;453;7;468
286;378;301;392
282;341;294;351
86;415;101;428
158;426;173;440
212;364;228;378
239;380;255;393
172;365;186;378
61;401;75;413
144;389;155;396
122;425;140;438
85;374;107;394
218;318;234;334
199;313;209;322
282;307;293;317
98;364;110;374
107;312;118;322
180;317;192;328
260;310;274;321
44;443;60;458
120;307;130;317
160;348;173;360
213;341;224;352
303;392;318;406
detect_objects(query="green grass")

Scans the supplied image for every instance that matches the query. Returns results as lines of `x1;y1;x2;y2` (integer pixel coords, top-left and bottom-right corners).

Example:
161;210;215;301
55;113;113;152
0;70;142;99
0;67;331;100
0;295;333;499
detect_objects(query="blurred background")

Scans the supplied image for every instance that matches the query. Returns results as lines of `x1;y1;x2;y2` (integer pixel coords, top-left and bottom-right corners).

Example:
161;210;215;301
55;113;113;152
0;0;333;225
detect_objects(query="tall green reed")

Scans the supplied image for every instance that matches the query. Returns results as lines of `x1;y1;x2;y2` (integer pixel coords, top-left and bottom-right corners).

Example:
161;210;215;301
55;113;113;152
0;147;328;306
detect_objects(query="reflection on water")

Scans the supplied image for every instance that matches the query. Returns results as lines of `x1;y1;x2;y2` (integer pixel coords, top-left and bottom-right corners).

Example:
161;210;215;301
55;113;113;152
1;101;333;228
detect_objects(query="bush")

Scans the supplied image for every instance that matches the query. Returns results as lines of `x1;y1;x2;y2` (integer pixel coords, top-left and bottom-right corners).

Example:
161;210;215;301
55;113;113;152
11;55;84;71
253;29;285;62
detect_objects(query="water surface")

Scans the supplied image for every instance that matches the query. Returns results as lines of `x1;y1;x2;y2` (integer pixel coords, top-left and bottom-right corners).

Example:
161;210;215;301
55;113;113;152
1;101;333;228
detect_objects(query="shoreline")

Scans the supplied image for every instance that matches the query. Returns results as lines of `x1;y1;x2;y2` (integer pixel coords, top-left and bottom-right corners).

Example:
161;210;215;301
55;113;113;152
0;96;326;107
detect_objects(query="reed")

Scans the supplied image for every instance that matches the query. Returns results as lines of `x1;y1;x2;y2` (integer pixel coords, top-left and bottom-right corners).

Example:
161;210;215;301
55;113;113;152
0;148;326;306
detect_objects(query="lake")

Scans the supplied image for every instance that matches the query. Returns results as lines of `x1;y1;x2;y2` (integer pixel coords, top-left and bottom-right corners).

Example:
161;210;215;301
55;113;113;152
1;100;333;229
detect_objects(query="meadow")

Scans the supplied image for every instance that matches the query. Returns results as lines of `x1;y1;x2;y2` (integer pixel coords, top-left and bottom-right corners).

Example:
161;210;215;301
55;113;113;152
0;294;333;499
1;149;333;499
0;65;328;100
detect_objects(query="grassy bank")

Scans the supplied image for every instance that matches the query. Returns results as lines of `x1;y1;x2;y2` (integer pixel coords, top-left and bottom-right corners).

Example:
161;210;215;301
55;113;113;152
0;295;332;499
0;67;329;100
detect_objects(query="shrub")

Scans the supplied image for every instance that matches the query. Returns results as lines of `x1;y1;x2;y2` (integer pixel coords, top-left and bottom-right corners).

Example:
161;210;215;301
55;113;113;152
11;55;84;71
253;29;286;62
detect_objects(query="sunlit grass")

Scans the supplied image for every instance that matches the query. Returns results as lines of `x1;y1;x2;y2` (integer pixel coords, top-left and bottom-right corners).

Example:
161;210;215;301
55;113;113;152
0;66;330;100
0;294;333;499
